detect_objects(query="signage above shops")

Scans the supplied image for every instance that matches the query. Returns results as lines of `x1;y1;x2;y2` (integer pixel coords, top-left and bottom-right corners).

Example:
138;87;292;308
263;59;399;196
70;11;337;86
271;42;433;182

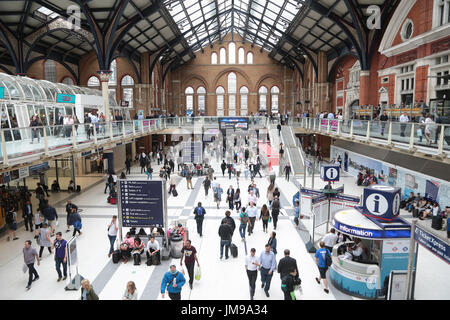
56;93;76;104
414;225;450;264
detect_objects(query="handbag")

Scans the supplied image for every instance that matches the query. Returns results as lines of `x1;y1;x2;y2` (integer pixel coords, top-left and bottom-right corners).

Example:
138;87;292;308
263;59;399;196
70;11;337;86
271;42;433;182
194;265;201;281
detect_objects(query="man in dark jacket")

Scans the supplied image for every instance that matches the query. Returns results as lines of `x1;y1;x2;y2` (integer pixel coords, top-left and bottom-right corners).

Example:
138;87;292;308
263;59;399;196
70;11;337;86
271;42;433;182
277;249;299;279
221;161;227;177
218;221;232;259
42;203;58;236
169;159;175;173
65;200;78;233
22;200;33;232
277;123;282;136
125;158;131;174
221;210;236;236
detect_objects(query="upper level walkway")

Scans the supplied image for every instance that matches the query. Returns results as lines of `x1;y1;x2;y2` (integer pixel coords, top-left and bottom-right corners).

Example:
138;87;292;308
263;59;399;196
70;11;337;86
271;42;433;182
1;116;449;171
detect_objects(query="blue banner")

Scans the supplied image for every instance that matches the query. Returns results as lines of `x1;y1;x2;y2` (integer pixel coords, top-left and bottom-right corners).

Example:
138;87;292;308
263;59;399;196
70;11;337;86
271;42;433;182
56;93;76;104
29;162;49;175
333;194;360;203
0;86;4;99
414;225;450;264
119;180;164;228
333;219;411;239
425;180;439;201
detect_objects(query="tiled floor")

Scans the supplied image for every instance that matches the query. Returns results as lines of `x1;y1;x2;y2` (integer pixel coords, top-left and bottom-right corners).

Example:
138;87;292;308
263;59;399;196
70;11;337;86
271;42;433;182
0;137;428;300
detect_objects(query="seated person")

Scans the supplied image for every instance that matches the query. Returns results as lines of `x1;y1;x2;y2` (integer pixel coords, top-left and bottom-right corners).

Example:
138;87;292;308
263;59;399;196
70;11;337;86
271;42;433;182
146;236;161;265
150;227;165;236
137;228;147;236
132;236;145;265
421;201;440;220
51;180;61;192
338;244;354;260
413;198;429;218
323;181;333;190
120;232;135;263
348;238;365;262
68;180;75;193
404;192;416;212
356;172;364;186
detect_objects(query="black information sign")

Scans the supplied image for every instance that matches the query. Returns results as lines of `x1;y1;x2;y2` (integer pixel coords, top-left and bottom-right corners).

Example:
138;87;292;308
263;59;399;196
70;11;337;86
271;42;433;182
119;180;164;227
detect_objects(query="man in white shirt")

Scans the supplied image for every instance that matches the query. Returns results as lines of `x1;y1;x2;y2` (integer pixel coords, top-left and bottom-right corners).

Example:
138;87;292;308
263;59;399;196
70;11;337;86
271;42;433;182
246;202;258;236
248;190;257;206
146;236;160;263
327;112;335;119
107;216;118;257
211;177;218;193
399;112;409;137
245;248;260;300
322;228;338;252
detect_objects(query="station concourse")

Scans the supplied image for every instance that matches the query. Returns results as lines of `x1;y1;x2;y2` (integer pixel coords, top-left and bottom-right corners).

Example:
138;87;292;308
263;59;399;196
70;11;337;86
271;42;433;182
0;0;449;302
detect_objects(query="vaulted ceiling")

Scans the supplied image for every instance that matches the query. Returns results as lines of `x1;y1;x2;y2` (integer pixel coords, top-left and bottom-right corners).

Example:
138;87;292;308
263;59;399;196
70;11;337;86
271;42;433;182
0;0;399;82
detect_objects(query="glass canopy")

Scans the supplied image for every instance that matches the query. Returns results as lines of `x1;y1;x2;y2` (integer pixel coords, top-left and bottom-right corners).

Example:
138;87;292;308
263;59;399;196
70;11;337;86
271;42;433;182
0;74;116;105
165;0;302;53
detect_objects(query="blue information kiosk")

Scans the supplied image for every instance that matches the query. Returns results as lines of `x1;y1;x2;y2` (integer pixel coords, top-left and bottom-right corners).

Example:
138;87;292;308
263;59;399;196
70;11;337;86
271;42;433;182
329;185;412;299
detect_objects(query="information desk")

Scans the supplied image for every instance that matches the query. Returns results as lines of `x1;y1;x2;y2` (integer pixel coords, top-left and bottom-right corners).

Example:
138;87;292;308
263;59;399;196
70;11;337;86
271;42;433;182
329;209;411;299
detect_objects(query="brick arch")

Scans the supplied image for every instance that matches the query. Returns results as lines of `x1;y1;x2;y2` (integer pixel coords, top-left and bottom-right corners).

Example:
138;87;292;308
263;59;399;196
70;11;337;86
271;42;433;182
212;68;253;91
182;74;209;92
327;53;359;82
255;74;283;92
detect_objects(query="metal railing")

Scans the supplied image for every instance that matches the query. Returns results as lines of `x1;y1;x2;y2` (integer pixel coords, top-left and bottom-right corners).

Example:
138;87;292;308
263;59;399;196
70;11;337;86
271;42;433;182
289;117;450;156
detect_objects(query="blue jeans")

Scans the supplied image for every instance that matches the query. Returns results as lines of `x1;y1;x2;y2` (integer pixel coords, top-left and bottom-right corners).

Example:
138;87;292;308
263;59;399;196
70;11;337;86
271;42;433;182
108;235;117;254
220;240;231;258
55;256;67;278
260;267;273;292
239;224;247;239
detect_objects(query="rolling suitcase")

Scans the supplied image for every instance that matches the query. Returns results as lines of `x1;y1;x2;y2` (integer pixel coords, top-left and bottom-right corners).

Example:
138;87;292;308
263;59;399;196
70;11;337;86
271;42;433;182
431;215;442;230
172;189;178;197
230;243;238;258
112;250;121;263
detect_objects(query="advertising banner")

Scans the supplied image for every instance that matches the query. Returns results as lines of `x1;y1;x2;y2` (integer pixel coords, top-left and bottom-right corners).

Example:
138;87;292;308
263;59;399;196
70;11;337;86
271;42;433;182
320;119;338;131
119;180;164;228
414;225;450;264
56;93;76;104
67;237;78;266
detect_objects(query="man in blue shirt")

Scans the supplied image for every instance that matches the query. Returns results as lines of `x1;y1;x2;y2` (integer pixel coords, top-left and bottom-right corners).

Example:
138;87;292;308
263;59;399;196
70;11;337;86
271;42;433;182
193;202;206;237
314;241;331;294
161;265;186;300
52;232;67;281
259;244;277;297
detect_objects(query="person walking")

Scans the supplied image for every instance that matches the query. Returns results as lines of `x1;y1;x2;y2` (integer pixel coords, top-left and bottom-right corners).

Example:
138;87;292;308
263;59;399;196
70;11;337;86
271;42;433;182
38;223;52;258
234;188;242;212
203;176;211;197
284;163;292;181
23;240;40;290
277;122;282;136
139;152;147;174
260;204;270;233
214;184;223;209
193;202;206;237
186;169;193;190
65;200;78;233
180;240;200;290
315;241;331;294
247;202;258;236
123;281;138;300
239;207;249;240
226;185;235;210
71;210;82;237
42;203;58;236
322;228;338;253
52;232;68;282
227;164;233;180
168;174;177;194
259;244;277;297
271;196;283;230
399;112;409;137
22;200;34;232
222;210;236;236
5;207;19;241
161;265;186;300
277;249;299;280
245;248;260;300
294;199;301;227
221;160;227;177
81;279;99;300
281;268;298;300
218;220;232;260
267;231;277;256
107;216;118;257
125;158;131;175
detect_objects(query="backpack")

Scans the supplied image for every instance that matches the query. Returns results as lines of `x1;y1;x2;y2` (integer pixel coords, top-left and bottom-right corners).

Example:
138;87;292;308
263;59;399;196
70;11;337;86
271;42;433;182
325;249;332;267
240;213;249;224
73;221;82;230
5;211;14;224
281;275;290;292
194;207;204;216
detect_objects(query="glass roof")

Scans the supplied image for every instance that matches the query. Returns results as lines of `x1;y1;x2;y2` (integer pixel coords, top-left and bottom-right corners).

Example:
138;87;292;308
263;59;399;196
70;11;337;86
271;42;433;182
0;74;115;105
165;0;302;53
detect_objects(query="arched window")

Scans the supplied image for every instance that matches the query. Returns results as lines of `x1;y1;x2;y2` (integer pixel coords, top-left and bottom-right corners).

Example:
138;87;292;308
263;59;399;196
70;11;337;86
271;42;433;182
44;60;56;82
228;42;236;64
87;75;100;88
197;86;206;113
121;75;134;108
109;59;117;85
220;48;226;64
185;87;194;114
216;86;225;116
61;77;74;85
271;86;280;114
211;52;218;64
238;48;245;64
247;52;254;64
240;86;249;116
258;86;268;111
228;72;237;116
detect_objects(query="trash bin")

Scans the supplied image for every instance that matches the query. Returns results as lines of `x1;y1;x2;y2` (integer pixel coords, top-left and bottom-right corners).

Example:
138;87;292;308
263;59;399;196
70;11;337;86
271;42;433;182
170;234;183;258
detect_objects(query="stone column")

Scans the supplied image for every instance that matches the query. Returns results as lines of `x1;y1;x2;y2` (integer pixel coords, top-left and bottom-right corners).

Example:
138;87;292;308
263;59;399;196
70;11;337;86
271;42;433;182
359;70;371;106
98;71;112;121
